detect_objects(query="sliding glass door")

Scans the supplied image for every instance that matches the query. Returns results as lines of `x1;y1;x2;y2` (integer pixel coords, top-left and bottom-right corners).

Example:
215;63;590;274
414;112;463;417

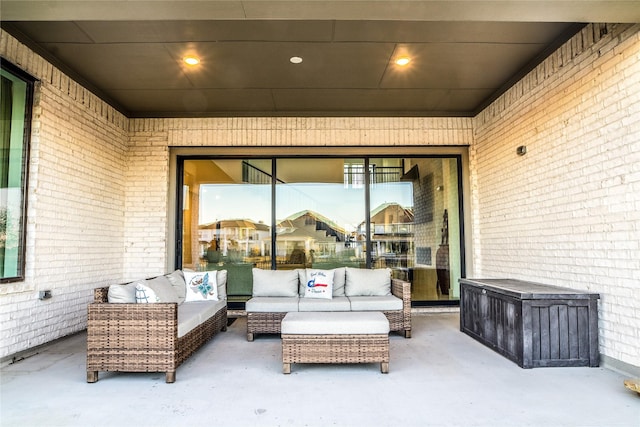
275;158;366;270
178;155;463;305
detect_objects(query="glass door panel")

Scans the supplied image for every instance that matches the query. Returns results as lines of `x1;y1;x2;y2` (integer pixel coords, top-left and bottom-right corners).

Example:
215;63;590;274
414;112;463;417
401;157;462;303
275;158;366;270
182;159;272;302
368;158;414;278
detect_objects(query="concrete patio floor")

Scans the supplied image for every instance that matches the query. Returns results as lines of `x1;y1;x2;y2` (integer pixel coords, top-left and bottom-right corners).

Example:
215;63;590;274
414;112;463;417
1;312;638;427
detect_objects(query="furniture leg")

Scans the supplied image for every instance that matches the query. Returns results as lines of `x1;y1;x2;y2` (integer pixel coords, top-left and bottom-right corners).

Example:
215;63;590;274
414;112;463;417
87;371;98;383
166;371;176;383
247;332;254;341
283;363;291;374
381;362;389;374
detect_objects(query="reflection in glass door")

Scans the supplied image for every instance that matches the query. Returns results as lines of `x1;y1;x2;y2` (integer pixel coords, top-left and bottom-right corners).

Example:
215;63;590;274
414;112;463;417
178;155;463;305
181;159;272;303
275;158;366;270
402;158;462;303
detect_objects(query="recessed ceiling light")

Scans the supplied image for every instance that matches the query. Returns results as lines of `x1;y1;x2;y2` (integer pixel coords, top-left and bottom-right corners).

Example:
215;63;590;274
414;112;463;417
183;56;200;66
290;56;303;64
395;56;411;66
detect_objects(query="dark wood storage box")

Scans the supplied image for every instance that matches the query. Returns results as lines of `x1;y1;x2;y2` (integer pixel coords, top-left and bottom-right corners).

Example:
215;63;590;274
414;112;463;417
459;278;600;368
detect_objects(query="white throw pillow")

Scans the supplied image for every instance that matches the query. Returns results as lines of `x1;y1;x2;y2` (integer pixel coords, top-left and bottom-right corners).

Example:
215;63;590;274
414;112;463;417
184;271;219;301
304;269;334;299
107;283;137;303
344;267;392;296
252;268;299;297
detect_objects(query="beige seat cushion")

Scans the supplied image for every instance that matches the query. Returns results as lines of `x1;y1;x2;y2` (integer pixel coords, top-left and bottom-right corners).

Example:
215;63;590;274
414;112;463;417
298;296;351;312
177;300;226;337
348;295;403;311
245;296;299;312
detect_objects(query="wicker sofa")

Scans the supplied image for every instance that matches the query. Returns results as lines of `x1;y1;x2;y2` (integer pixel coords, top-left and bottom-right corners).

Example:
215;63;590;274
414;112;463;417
86;270;227;383
246;267;411;341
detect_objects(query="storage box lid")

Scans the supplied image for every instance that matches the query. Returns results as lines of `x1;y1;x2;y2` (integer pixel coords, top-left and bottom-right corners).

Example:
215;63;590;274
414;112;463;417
459;278;600;300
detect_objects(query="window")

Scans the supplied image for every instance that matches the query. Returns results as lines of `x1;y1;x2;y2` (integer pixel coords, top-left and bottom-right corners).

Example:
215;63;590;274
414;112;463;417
0;62;34;282
178;155;464;306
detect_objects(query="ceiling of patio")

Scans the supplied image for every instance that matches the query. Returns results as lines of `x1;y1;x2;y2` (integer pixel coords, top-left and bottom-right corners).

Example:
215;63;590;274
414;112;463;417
2;1;639;118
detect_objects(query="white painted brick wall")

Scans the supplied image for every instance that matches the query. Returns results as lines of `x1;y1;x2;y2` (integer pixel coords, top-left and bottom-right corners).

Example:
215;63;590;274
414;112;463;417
472;23;640;369
0;30;128;359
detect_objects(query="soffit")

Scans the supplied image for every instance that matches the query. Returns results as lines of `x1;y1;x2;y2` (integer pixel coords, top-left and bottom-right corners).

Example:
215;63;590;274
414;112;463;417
2;1;638;118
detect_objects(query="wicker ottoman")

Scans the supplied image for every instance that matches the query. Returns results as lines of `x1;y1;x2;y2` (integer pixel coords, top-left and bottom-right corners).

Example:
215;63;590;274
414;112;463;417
281;311;390;374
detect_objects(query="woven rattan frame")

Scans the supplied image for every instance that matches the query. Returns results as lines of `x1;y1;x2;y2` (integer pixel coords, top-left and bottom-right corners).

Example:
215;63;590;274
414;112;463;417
247;278;411;340
282;334;390;374
87;286;227;383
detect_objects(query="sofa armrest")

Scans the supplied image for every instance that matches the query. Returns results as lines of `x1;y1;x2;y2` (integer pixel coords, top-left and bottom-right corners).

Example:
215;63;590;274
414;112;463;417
87;302;179;350
93;287;109;303
391;278;412;338
391;278;411;304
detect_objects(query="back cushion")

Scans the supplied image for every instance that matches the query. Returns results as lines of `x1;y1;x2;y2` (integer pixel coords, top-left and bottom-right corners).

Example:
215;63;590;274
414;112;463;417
344;267;392;296
165;270;187;303
252;268;299;297
216;270;228;300
332;267;346;296
143;275;181;303
107;282;137;303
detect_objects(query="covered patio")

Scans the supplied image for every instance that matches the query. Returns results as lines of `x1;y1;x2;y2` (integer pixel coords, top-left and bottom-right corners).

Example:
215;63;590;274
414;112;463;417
2;313;637;427
1;3;639;425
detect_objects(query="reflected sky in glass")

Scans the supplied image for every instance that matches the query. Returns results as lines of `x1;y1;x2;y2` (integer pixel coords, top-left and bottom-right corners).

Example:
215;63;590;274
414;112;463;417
199;182;413;232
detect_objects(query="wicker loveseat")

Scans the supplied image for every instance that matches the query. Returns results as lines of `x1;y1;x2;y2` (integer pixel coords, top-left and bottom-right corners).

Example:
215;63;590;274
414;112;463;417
86;270;227;383
246;267;411;341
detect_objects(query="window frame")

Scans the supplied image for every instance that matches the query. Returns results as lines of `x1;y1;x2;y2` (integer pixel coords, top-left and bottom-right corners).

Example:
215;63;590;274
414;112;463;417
0;60;35;283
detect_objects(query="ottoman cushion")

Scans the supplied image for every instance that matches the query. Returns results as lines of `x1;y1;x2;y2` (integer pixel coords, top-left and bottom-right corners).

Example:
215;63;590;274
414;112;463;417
281;311;389;335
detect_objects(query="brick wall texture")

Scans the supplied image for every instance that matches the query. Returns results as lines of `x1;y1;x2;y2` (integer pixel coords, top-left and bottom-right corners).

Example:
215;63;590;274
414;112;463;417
472;23;640;368
1;23;638;370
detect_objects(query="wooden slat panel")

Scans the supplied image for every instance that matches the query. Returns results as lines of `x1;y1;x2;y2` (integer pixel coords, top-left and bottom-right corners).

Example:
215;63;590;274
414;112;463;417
558;305;569;359
549;305;560;360
577;306;589;359
532;306;541;361
568;306;579;359
540;308;550;360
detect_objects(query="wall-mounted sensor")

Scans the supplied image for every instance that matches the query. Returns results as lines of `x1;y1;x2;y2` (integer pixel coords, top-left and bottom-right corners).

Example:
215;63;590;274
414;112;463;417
516;145;527;156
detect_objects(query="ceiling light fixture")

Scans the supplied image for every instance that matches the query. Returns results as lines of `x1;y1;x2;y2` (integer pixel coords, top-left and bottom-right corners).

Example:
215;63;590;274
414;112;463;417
395;56;411;66
183;56;200;66
290;56;303;64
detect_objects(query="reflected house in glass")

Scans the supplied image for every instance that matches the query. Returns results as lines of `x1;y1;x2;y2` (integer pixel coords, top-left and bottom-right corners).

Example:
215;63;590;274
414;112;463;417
276;210;349;268
358;202;414;269
199;219;270;261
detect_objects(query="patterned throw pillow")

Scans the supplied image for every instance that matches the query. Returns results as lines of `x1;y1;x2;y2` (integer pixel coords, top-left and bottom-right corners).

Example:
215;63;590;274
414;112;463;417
184;271;218;301
135;282;160;303
304;269;334;300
